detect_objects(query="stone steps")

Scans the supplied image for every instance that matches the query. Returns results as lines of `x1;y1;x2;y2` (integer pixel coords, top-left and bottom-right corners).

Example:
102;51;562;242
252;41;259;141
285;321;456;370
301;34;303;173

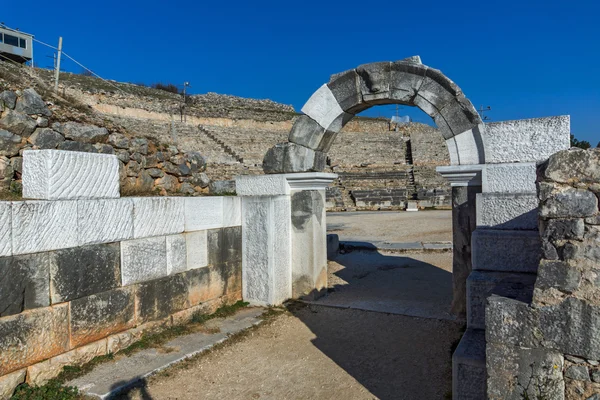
453;328;487;400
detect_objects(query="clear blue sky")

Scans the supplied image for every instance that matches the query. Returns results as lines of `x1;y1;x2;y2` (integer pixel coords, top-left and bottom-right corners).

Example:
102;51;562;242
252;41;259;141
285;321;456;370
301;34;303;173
4;0;599;144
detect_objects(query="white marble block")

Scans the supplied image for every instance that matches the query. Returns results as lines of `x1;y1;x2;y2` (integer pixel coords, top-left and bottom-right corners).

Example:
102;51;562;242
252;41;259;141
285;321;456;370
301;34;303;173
242;195;292;306
120;236;167;285
482;163;537;194
0;202;11;256
12;200;78;254
484;116;570;163
301;84;346;130
77;199;134;245
223;197;241;227
22;150;120;200
476;193;539;230
166;234;187;275
185;230;208;270
235;174;289;197
184;197;223;231
132;197;184;239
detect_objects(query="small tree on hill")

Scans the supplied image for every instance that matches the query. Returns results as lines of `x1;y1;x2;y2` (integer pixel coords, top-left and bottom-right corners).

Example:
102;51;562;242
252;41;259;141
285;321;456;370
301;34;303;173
571;134;591;149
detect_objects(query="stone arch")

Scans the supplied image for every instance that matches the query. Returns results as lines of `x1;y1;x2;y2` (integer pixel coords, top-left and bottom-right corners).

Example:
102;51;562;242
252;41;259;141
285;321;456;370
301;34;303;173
263;56;486;173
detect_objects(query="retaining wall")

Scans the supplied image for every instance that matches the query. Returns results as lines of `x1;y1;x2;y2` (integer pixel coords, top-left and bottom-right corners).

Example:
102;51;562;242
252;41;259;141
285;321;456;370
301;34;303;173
0;150;242;397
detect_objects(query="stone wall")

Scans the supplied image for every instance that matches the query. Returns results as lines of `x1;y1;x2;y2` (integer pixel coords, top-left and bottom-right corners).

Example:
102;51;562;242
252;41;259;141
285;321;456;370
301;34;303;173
486;148;600;399
0;150;243;397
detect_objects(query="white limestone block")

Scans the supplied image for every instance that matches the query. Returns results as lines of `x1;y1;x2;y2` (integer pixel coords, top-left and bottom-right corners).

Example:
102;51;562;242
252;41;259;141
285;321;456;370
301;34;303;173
77;199;134;245
185;230;208;270
476;193;539;230
120;236;167;285
0;202;11;256
482;163;537;194
223;197;241;227
184;197;223;231
242;195;292;306
446;125;485;166
235;174;289;197
301;84;346;130
166;234;187;275
12;200;78;254
22;150;120;200
485;116;570;163
132;197;184;239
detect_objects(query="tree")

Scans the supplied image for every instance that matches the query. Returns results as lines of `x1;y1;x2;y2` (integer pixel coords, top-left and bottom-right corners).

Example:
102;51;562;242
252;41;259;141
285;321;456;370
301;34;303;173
571;134;591;149
597;141;600;148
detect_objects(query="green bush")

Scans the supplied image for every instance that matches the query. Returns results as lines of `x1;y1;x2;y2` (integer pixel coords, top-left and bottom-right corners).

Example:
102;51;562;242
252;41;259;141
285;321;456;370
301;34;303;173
11;380;80;400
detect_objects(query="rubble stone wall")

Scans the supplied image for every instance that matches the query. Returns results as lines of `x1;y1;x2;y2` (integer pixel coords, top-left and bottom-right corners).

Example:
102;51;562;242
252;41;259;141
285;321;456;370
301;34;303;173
486;148;600;400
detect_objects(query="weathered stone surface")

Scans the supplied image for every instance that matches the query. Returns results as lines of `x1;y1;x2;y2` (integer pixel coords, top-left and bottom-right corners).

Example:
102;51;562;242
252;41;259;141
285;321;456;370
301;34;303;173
0;304;69;376
483;162;537;193
301;84;346;132
94;143;114;154
485;116;570;163
107;133;130;149
166;234;187;275
0;129;21;157
0;202;11;257
70;287;135;348
12;200;78;255
185;230;208;270
327;69;362;112
476;193;539;230
453;329;487;400
0;252;50;317
155;174;177;191
184;151;206;173
15;89;51;116
50;243;121;303
472;229;541;272
136;273;188;322
0;368;26;399
487;342;565;400
35;117;48;128
535;260;581;294
178;182;195;195
0;156;12;191
263;142;326;174
390;61;427;105
236;174;289;196
146;168;164;178
542;218;585;241
208;226;242;268
486;295;541;348
189;172;210;188
209;180;236;195
288;115;338;152
52;122;108;143
566;365;591;381
120;236;167;286
223;196;241;227
0;110;37;136
132;197;184;238
540;298;600;360
27;128;64;149
540;188;598;218
356;62;392;103
543;148;600;184
242;195;291;305
77;199;133;245
130;138;148;155
184;197;223;231
22;150;120;200
57;140;97;153
115;149;130;163
0;90;17;110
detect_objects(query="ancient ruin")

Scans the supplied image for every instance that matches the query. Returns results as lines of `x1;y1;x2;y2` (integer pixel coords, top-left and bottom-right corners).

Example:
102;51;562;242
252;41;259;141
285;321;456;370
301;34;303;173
0;56;597;399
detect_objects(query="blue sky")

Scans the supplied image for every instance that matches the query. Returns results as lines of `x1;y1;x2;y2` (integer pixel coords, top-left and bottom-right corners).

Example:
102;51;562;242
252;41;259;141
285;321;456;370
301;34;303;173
4;0;599;144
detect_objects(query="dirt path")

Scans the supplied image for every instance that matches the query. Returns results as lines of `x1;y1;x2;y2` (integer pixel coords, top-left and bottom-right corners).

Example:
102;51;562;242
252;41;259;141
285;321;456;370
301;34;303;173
121;305;461;400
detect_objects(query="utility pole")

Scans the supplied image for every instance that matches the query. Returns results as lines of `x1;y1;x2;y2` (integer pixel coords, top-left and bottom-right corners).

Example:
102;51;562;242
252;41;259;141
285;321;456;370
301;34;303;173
477;105;491;121
54;37;63;93
181;81;190;123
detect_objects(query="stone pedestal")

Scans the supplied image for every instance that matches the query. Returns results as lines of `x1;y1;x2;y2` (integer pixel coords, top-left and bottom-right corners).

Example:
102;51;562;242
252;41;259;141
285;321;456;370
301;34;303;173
236;173;336;305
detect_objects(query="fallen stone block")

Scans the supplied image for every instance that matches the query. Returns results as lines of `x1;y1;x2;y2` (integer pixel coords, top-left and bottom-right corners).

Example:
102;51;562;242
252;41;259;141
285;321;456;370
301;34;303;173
12;200;78;254
0;252;50;317
476;193;539;230
22;150;120;200
69;287;135;348
184;197;223;231
77;198;133;245
485;116;570;163
132;197;184;239
472;229;541;273
0;304;69;376
49;243;121;303
120;236;167;286
483;163;537;193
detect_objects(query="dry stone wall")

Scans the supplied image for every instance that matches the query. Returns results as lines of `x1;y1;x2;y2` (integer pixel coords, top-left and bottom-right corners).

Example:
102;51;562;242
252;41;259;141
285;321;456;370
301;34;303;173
0;150;243;398
486;148;600;400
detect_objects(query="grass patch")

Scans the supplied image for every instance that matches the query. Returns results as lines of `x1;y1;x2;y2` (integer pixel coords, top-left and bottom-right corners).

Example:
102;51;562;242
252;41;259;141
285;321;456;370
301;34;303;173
11;379;85;400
